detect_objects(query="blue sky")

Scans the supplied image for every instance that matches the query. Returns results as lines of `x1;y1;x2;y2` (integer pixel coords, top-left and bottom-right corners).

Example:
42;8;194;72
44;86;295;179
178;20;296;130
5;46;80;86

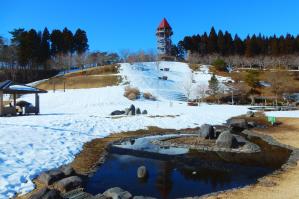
1;0;299;52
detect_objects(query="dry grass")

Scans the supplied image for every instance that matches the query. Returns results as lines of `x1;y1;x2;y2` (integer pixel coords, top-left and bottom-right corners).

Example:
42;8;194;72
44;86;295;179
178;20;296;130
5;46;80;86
124;86;140;100
166;136;215;147
143;92;156;101
64;64;119;77
189;63;201;71
206;117;299;199
36;75;121;90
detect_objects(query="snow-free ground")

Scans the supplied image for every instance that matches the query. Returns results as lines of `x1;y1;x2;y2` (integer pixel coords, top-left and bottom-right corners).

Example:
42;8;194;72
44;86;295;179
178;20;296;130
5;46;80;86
0;61;296;198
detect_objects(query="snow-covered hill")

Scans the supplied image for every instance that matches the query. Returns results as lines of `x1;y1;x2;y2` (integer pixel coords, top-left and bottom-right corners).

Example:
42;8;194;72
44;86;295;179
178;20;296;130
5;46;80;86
0;62;245;198
120;62;230;101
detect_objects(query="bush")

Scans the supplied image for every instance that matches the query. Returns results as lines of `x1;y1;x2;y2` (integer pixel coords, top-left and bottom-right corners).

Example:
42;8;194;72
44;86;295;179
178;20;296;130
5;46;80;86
124;86;140;100
143;92;156;101
212;59;227;71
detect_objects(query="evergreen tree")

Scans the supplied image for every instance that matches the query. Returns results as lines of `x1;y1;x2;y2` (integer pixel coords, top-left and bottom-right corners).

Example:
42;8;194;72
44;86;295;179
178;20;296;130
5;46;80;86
208;74;219;97
40;28;51;69
217;30;225;55
62;27;74;54
207;27;218;53
224;31;233;55
73;29;89;54
233;34;244;55
50;29;63;55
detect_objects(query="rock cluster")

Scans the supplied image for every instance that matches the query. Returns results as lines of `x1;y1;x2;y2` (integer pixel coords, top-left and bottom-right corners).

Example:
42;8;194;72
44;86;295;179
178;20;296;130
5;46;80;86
32;164;83;199
111;104;147;116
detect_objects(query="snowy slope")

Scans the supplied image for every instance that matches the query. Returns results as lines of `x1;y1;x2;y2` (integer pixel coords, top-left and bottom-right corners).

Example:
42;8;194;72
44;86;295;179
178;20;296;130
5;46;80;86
0;62;245;198
120;62;230;101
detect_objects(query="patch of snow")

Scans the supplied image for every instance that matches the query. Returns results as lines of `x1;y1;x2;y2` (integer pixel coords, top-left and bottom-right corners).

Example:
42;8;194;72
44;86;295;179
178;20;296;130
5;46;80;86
265;110;299;118
0;61;249;198
9;85;38;91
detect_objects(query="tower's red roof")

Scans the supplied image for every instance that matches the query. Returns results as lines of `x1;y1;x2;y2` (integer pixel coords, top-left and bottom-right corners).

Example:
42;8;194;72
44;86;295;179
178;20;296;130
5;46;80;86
157;18;172;29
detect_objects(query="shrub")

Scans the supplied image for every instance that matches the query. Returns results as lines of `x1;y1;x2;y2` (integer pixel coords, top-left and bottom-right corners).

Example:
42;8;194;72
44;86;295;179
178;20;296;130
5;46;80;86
124;86;140;100
212;59;227;71
143;92;156;101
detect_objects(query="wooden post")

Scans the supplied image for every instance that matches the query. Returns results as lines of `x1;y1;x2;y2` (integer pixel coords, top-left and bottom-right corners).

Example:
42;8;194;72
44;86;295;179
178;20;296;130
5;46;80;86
13;93;16;107
35;93;40;114
0;91;3;116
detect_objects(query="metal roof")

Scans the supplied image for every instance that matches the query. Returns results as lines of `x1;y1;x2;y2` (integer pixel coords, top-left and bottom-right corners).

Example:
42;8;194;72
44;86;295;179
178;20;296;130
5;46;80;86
0;80;47;94
157;18;172;30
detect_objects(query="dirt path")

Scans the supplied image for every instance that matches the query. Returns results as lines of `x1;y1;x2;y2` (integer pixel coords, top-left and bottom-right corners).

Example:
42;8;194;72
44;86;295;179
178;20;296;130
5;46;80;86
207;118;299;199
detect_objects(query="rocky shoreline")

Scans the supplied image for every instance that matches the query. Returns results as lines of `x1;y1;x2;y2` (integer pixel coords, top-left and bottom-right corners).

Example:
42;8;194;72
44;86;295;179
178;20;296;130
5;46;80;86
18;114;299;199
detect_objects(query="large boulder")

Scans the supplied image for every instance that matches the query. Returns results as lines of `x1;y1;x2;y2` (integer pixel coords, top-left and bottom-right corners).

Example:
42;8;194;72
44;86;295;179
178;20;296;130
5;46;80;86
216;131;239;148
136;108;141;115
199;124;215;139
54;176;82;193
37;169;65;186
227;118;248;131
246;111;255;117
59;164;74;176
142;110;148;115
137;166;147;178
29;188;62;199
42;190;63;199
111;110;125;116
29;188;49;199
103;187;132;199
129;104;136;115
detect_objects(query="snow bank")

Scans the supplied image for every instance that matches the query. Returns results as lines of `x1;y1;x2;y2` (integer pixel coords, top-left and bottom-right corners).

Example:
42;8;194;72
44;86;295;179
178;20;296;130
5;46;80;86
0;62;247;198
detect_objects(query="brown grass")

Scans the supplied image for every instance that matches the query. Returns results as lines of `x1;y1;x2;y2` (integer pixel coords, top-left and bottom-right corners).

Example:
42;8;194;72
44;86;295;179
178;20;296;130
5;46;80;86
64;64;119;77
124;86;140;100
36;75;121;90
189;63;201;71
206;117;299;199
143;92;156;100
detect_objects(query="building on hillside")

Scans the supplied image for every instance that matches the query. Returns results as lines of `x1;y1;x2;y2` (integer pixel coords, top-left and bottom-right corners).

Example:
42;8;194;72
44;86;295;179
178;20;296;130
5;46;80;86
156;18;174;60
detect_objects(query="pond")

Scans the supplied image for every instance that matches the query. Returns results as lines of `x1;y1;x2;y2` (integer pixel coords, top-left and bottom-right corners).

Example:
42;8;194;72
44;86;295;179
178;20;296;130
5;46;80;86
84;134;291;198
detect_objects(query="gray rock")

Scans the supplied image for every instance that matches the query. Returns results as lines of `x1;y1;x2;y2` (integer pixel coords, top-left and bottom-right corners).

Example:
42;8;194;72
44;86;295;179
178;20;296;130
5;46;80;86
37;169;65;186
248;121;257;128
103;187;132;199
124;108;130;115
111;110;125;116
136;108;141;115
137;166;147;178
42;190;62;199
246;111;255;117
227;118;248;130
54;176;82;193
133;196;157;199
94;193;109;199
29;188;62;199
142;110;148;115
216;131;239;148
242;143;260;152
199;124;215;139
29;188;49;199
129;104;136;115
59;164;74;176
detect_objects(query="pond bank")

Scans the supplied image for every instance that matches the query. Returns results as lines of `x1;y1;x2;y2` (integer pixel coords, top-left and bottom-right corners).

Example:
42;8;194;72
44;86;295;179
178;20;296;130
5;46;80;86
17;117;299;199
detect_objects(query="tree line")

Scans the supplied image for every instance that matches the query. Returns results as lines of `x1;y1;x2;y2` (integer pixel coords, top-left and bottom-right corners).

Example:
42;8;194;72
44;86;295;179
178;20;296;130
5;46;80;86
7;27;88;70
0;28;122;83
179;27;299;57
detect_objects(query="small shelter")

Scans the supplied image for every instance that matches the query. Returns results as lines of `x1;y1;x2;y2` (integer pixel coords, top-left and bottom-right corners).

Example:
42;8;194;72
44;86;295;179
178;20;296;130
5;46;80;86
0;80;47;116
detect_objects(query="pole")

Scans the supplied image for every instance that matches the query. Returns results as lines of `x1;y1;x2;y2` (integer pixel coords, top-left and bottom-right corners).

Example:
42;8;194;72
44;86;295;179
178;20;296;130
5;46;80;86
0;91;3;116
231;89;234;105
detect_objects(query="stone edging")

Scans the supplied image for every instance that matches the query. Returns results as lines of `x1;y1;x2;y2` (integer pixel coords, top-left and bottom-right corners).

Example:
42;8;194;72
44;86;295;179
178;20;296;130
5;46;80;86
188;129;299;199
151;134;261;154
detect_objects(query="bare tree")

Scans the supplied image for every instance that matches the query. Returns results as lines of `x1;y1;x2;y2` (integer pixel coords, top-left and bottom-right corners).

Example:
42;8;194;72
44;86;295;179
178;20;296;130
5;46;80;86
182;71;194;100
